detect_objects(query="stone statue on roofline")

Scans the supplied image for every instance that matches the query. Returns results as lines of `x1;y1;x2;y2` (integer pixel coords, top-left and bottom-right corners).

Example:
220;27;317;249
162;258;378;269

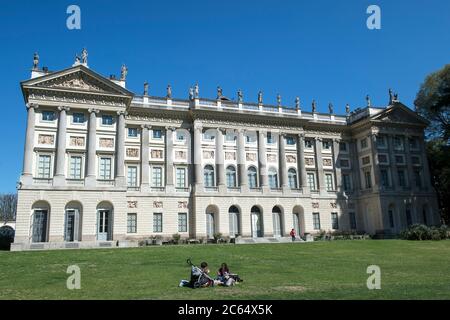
167;84;172;98
217;86;223;99
366;94;371;107
388;88;394;105
189;87;194;100
258;91;263;104
277;94;281;107
328;102;334;114
312;99;317;113
120;64;128;81
345;103;350;114
237;89;243;103
143;82;149;96
194;83;199;98
81;48;88;65
33;52;39;70
295;97;300;110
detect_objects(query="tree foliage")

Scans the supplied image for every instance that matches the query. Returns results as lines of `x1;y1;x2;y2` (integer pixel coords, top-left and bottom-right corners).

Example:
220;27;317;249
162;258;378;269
415;64;450;142
0;193;17;223
415;64;450;224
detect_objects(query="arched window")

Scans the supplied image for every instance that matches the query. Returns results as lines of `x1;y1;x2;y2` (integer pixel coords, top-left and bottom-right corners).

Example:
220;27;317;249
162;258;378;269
288;168;298;189
248;166;258;188
250;206;263;238
272;206;283;237
268;168;278;189
204;165;215;187
226;166;237;188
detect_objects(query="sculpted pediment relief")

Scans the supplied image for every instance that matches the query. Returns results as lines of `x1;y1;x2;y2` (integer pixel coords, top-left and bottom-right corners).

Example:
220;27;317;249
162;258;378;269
372;104;428;126
22;65;133;98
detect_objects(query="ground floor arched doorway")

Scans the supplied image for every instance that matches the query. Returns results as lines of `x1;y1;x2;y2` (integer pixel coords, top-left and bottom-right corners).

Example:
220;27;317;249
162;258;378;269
251;206;263;238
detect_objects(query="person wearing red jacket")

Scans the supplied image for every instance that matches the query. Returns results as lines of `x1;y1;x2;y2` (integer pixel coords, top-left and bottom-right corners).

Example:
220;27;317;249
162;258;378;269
290;228;296;242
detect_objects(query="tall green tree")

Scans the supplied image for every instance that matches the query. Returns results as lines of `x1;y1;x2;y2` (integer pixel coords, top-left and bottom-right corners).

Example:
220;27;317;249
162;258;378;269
415;64;450;224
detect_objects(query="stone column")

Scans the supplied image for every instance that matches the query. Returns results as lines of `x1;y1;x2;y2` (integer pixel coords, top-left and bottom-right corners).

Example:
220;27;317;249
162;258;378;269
297;134;308;193
333;139;342;192
404;135;415;191
21;103;38;185
315;137;326;194
279;133;288;191
193;121;203;190
141;125;150;191
216;128;226;191
349;139;361;194
85;108;99;187
258;130;268;189
237;129;247;190
420;135;431;190
370;134;380;191
165;126;175;192
387;135;399;191
115;111;126;187
54;106;70;186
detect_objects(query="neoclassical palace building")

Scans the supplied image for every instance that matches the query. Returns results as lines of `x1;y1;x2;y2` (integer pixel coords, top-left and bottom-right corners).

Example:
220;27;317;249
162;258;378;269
12;52;440;250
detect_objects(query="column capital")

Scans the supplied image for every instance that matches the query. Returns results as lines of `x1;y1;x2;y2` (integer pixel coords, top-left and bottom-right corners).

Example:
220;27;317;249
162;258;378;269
57;106;70;112
297;133;305;139
88;108;100;114
315;136;323;142
217;127;226;134
117;110;127;116
165;126;176;131
141;124;151;130
26;103;39;110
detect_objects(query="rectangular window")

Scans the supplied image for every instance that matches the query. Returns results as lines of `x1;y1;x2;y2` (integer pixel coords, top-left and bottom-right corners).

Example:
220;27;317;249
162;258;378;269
178;213;188;232
286;136;295;145
398;170;406;187
102;115;113;125
342;174;351;191
380;169;389;187
127;213;137;233
325;173;334;191
331;212;339;230
340;159;350;168
72;113;85;124
305;139;313;149
153;213;162;233
153;129;162;139
127;166;138;187
378;154;388;164
364;171;372;189
99;157;112;180
313;213;321;230
414;170;422;188
176;167;186;188
394;136;404;150
152;167;163;187
377;136;386;148
360;138;368;149
38;155;51;178
395;155;405;165
409;137;418;150
177;132;186;141
362;156;371;166
42;111;55;121
307;173;316;191
322;140;331;150
339;142;347;152
267;132;274;144
225;133;235;142
69;156;82;179
128;128;138;137
349;212;357;230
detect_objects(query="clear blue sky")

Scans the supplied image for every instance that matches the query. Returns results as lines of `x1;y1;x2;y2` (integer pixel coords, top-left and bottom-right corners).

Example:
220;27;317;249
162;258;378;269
0;0;449;193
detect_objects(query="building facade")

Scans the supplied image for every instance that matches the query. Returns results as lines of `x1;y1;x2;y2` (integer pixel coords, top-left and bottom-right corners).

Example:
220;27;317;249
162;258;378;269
12;56;440;250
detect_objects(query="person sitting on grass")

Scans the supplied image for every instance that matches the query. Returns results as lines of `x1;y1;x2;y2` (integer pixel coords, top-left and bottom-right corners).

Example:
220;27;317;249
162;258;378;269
216;263;243;286
180;261;216;288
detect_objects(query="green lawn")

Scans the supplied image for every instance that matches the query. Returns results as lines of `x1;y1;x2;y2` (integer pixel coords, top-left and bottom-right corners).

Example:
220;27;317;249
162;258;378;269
0;240;449;299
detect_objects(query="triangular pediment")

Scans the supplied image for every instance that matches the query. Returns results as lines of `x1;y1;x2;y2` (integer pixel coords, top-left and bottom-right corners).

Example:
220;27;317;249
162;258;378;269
371;103;429;126
21;65;133;97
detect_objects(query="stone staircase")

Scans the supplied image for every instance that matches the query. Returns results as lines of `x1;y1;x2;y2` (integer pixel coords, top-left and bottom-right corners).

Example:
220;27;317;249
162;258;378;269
235;236;305;244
